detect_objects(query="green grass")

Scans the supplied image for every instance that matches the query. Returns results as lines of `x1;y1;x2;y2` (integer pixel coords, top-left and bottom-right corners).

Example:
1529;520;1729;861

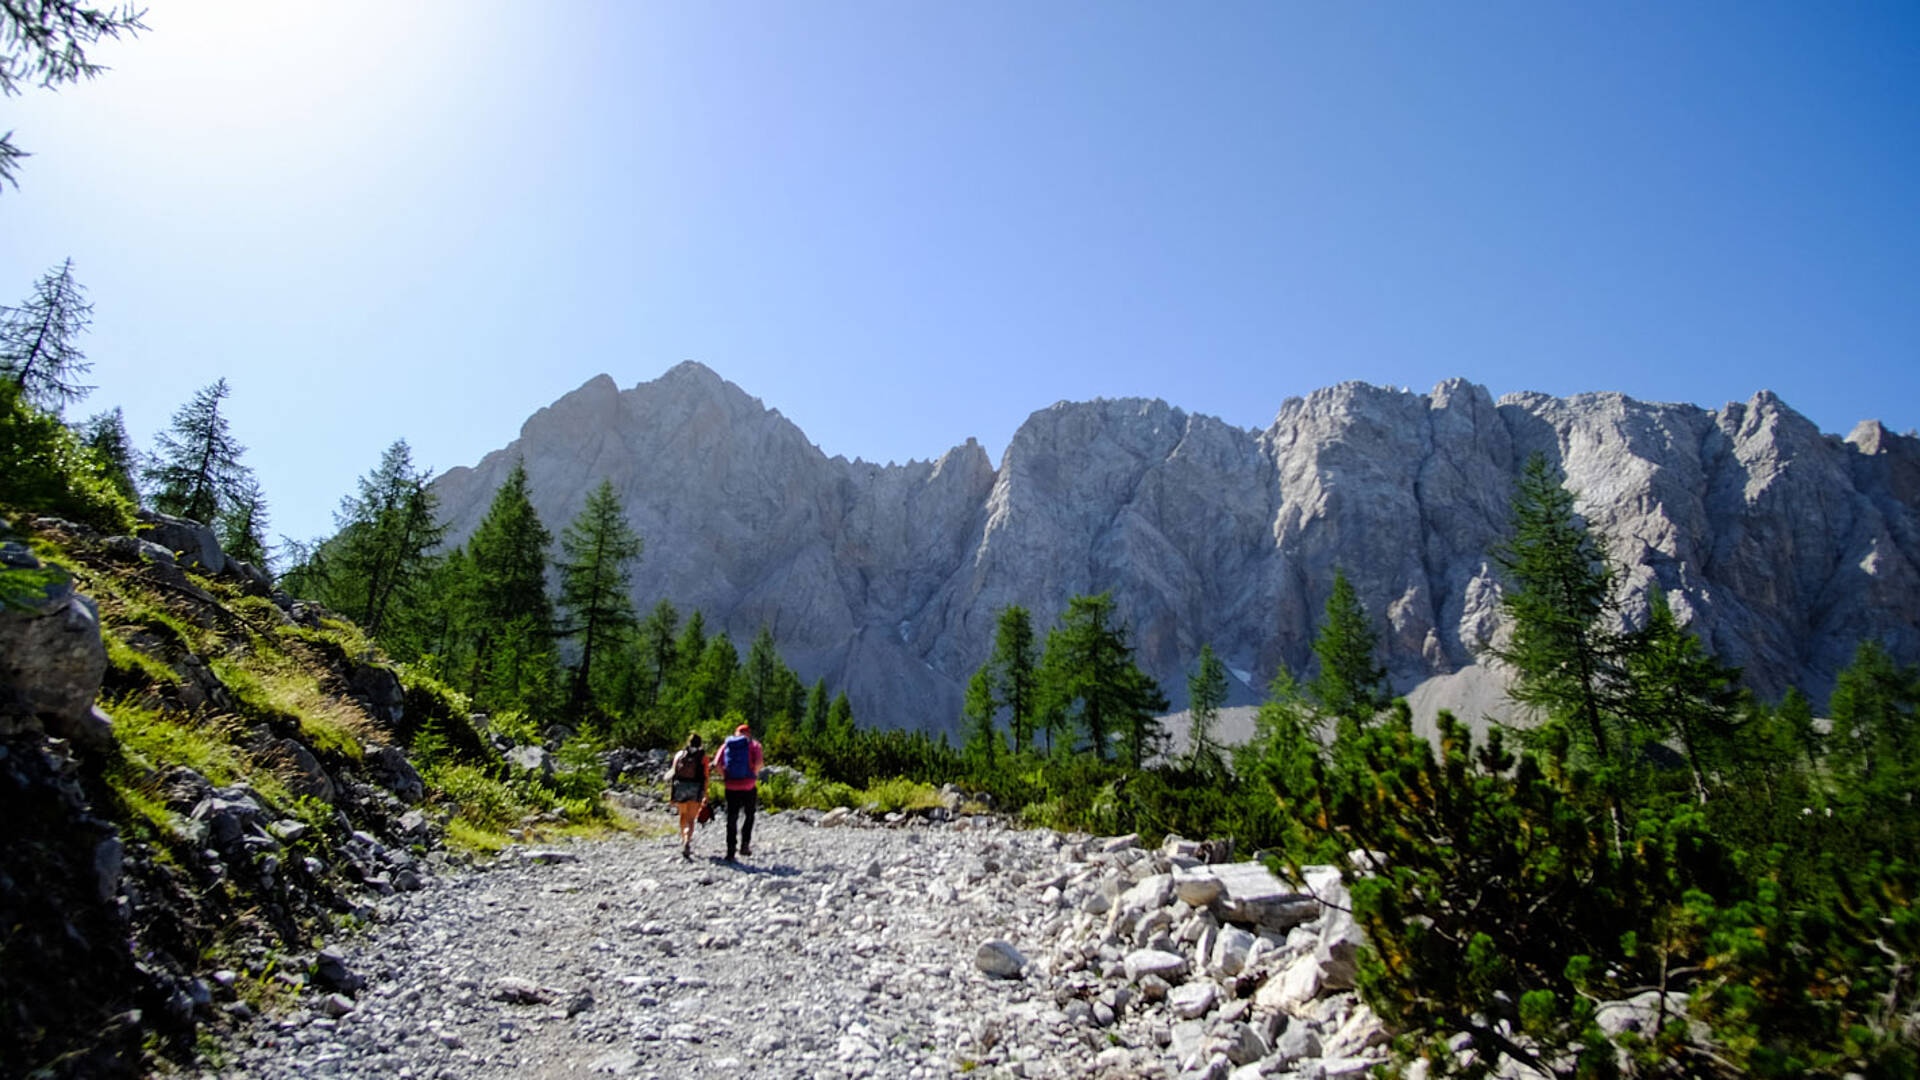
210;655;371;762
103;628;184;686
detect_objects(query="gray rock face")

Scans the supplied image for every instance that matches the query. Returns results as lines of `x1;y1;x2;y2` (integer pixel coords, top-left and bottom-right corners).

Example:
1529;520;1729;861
431;364;1920;733
0;540;110;746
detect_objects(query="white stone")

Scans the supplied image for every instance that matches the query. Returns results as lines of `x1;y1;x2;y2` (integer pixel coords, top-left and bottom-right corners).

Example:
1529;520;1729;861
1122;948;1189;984
1168;980;1218;1020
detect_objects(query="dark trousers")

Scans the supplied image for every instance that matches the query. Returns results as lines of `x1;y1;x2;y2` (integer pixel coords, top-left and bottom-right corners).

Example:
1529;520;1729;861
725;787;757;857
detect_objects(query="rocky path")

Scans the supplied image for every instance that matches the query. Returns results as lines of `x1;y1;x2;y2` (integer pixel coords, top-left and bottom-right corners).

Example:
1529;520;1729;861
221;805;1390;1080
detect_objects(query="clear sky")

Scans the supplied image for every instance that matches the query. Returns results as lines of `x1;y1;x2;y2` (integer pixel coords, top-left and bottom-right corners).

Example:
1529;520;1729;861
5;1;1917;549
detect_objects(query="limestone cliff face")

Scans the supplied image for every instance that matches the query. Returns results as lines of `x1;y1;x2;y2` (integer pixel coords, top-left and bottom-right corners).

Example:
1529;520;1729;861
431;362;1920;735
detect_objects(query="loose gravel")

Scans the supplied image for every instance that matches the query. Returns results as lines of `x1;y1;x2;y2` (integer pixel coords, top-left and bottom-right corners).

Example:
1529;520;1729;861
221;807;1125;1079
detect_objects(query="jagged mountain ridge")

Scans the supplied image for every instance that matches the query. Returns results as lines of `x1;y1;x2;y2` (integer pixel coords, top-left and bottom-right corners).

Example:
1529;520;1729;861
430;361;1920;736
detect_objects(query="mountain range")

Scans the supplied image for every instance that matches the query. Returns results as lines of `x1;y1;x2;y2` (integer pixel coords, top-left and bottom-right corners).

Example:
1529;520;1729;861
429;362;1920;737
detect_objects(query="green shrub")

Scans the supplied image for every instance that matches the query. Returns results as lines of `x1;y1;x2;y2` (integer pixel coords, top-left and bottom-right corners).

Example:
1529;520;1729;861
0;382;136;531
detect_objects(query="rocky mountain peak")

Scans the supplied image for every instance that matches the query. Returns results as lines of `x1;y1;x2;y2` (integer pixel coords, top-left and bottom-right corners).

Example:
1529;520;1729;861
431;368;1920;737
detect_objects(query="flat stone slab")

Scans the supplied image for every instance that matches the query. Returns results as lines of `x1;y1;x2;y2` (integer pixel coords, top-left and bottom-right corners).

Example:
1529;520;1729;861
1213;862;1321;931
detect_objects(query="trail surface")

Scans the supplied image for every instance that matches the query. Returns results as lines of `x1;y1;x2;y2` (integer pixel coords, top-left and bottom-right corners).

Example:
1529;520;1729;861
224;807;1113;1079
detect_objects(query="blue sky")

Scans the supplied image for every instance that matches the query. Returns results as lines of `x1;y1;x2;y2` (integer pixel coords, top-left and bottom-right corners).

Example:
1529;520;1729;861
5;1;1917;548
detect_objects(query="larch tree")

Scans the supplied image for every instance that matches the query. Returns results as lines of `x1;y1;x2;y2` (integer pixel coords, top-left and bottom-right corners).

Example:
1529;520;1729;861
1187;642;1230;775
989;604;1039;751
962;666;998;766
737;624;785;732
1039;592;1168;765
462;457;554;704
1486;453;1631;777
636;599;680;708
0;259;92;410
145;378;248;526
557;478;642;718
0;1;147;189
331;438;443;641
218;473;271;570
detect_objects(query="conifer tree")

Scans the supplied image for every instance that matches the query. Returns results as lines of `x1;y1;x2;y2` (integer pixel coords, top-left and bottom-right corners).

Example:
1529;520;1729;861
75;406;137;503
557;478;642;717
1828;640;1920;798
1618;590;1744;804
1487;453;1629;774
1038;593;1169;764
146;378;248;525
826;691;856;747
990;605;1039;751
962;666;998;766
672;610;707;697
682;632;737;724
637;599;680;707
737;625;785;731
330;439;442;640
803;678;830;741
462;458;554;701
218;474;271;570
0;259;92;410
1187;642;1230;775
1309;569;1388;736
0;2;147;189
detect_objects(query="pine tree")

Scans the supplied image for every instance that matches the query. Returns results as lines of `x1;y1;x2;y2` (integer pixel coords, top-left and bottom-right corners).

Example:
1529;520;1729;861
146;378;248;525
462;458;554;700
1309;569;1389;736
557;478;643;718
218;473;271;570
0;259;92;410
75;406;137;503
330;439;443;640
1188;642;1230;775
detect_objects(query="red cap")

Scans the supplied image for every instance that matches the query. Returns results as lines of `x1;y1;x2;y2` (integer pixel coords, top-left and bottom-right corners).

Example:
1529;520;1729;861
735;724;751;735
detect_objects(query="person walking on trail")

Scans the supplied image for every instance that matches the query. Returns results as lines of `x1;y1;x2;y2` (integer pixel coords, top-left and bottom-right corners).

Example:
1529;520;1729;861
710;723;764;862
667;733;708;861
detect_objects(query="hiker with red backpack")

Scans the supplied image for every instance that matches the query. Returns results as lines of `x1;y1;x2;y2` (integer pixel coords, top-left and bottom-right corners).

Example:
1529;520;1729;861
667;732;709;860
710;723;764;862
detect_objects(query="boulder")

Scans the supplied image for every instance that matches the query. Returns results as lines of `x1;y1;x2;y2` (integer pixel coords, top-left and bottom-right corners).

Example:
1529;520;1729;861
346;661;405;730
275;738;335;803
0;544;109;747
505;745;554;776
364;744;425;803
137;510;227;576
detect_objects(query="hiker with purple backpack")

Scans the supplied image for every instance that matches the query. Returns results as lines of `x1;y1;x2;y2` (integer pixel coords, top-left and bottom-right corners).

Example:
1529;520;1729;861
709;723;764;862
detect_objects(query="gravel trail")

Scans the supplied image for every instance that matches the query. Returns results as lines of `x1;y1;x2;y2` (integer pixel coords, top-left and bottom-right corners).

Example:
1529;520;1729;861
224;807;1111;1079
